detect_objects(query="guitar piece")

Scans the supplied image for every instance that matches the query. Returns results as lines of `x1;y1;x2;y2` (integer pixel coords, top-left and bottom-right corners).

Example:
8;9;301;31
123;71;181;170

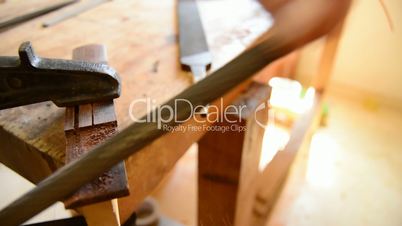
63;44;129;209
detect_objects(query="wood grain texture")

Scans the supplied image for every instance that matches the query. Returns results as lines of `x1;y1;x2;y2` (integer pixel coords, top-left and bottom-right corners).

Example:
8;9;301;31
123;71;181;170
64;45;128;209
77;200;121;226
233;83;270;226
198;119;245;226
64;103;129;208
0;0;350;225
198;82;270;226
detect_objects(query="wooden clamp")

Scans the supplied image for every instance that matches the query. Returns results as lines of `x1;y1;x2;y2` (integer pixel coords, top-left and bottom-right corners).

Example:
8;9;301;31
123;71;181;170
64;44;129;208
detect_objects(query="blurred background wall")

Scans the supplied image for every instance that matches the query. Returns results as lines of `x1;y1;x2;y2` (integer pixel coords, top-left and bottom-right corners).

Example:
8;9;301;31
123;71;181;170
296;0;402;108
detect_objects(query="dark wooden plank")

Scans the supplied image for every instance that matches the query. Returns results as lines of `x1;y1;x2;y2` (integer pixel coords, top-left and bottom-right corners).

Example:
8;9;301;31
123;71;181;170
198;82;270;226
63;45;129;209
198;118;245;226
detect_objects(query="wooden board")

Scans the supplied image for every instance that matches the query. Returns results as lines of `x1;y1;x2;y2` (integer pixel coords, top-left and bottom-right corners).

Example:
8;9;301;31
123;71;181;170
198;82;270;226
233;83;271;226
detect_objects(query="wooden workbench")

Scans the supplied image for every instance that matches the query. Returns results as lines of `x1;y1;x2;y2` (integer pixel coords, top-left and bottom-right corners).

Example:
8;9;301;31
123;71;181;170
0;0;273;223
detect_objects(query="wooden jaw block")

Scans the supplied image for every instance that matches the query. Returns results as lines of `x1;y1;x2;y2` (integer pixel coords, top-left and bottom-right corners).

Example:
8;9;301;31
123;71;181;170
64;44;129;209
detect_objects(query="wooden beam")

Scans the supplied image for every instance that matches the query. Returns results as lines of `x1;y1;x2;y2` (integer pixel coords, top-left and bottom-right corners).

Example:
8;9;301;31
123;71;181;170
312;22;345;91
234;83;270;226
249;93;323;226
245;11;347;226
198;82;270;226
197;117;245;226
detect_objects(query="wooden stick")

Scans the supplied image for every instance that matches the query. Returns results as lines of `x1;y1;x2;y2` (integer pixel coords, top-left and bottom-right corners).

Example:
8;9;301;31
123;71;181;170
312;22;345;91
378;0;394;32
0;0;350;225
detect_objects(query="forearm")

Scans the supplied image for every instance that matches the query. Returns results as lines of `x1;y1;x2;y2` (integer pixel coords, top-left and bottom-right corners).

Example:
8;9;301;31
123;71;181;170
255;0;351;49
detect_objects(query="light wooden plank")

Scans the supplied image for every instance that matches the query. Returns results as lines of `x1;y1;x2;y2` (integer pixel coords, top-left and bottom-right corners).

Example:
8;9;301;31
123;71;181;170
78;104;93;128
234;83;270;226
77;200;120;226
312;22;345;91
249;93;323;226
93;101;116;125
64;106;75;131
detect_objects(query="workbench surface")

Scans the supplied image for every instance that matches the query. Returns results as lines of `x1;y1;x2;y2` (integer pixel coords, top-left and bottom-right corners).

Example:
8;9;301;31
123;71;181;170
0;0;272;222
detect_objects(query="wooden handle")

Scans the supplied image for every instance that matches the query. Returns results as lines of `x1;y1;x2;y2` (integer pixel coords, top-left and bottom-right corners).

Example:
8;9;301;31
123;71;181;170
0;0;350;225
